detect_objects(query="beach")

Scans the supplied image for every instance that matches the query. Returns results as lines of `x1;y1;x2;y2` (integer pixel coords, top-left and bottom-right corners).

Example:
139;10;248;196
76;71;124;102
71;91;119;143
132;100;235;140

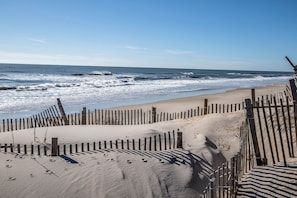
0;83;293;198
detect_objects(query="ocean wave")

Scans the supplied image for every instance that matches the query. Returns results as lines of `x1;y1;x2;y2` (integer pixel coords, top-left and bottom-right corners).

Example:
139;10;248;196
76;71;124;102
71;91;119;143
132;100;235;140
0;86;16;90
89;71;112;75
134;76;149;81
72;73;84;76
16;86;48;91
181;72;194;76
55;83;80;88
227;72;253;76
3;74;291;93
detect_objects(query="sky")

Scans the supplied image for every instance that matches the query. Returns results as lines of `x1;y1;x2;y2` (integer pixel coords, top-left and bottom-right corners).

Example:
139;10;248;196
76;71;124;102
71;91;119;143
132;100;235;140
0;0;297;71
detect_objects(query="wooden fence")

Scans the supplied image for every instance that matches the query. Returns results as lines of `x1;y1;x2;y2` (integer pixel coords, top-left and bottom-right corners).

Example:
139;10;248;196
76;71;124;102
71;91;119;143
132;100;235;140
66;101;245;126
202;161;231;198
0;101;245;132
0;130;182;156
2;84;292;133
202;78;297;197
1;82;292;133
202;120;251;198
0;100;66;132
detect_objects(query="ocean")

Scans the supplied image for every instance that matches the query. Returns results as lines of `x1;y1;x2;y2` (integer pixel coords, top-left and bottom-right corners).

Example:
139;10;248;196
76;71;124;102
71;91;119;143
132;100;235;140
0;63;293;120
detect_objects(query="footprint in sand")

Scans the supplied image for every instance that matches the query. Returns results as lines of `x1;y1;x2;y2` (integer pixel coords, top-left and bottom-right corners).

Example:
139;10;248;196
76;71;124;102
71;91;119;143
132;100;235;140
8;177;16;181
79;162;85;166
15;154;25;159
45;170;53;175
6;164;12;168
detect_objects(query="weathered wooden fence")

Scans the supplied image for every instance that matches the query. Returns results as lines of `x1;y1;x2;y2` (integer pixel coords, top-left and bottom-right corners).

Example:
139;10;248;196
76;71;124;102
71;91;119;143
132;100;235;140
202;162;231;198
0;130;183;156
202;120;251;198
66;101;245;126
2;85;291;133
0;99;67;132
0;101;246;132
202;79;297;197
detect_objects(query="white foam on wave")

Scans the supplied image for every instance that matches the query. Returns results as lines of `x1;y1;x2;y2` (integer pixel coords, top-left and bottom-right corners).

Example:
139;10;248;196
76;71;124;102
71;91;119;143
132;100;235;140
0;73;292;119
89;70;113;75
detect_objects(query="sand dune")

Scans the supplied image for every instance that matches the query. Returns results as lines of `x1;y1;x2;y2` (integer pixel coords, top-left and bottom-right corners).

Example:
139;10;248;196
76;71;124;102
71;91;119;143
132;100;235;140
0;84;293;198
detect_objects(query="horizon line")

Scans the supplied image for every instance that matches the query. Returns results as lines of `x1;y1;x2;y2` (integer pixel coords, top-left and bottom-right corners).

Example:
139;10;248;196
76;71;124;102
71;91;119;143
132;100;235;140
0;62;293;73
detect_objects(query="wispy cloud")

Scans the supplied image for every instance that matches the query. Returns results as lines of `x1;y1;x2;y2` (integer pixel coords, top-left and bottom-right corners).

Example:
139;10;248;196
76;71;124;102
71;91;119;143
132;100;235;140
0;51;75;60
164;49;193;55
27;38;47;44
0;51;135;66
122;45;147;50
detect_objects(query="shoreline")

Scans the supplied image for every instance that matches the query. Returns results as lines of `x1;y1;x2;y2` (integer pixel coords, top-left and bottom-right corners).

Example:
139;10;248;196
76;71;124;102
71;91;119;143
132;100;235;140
109;83;287;112
0;82;289;120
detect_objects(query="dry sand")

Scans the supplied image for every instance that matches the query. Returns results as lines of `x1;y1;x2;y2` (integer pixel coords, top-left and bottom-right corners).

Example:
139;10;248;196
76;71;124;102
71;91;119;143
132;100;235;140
0;84;290;198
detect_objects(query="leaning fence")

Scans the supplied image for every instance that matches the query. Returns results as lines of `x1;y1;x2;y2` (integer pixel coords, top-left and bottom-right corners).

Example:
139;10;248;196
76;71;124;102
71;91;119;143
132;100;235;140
202;78;297;197
0;129;183;156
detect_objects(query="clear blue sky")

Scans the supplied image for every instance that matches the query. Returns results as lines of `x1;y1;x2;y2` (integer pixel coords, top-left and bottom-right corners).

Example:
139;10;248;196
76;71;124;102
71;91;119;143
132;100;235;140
0;0;296;71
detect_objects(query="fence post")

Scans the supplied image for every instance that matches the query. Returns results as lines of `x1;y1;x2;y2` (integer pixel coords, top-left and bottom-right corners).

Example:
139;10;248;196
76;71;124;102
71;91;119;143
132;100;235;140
230;157;235;196
51;137;58;156
177;130;183;149
63;144;66;155
164;133;167;150
210;177;215;198
152;107;157;123
82;107;87;125
38;145;41;155
116;140;118;149
31;144;34;155
245;99;262;166
57;98;69;125
173;130;176;148
289;79;297;149
274;97;287;166
133;139;135;150
168;131;171;149
204;99;208;115
251;88;255;105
